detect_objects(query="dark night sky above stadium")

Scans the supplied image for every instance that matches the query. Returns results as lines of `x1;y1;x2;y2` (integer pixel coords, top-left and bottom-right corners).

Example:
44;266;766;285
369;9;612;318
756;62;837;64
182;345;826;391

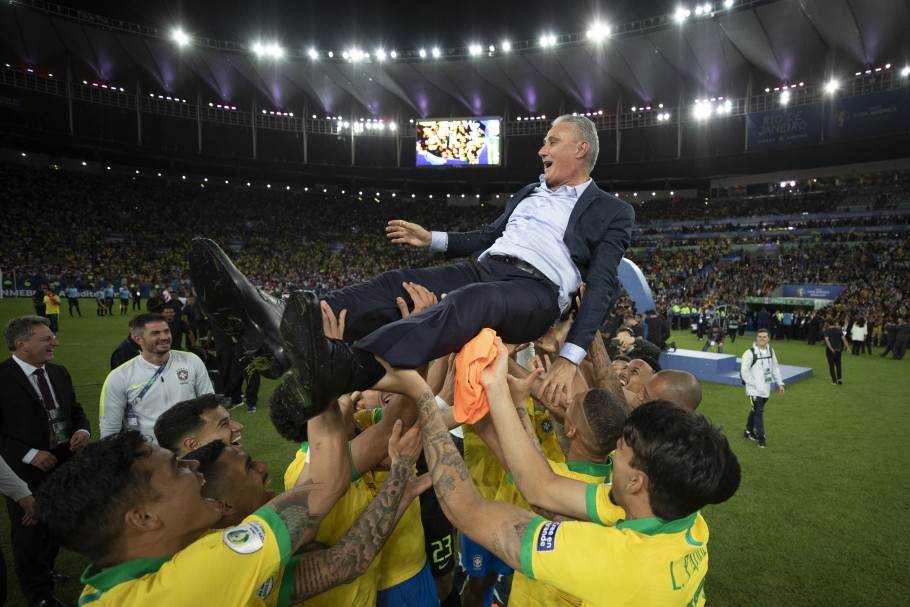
55;0;665;48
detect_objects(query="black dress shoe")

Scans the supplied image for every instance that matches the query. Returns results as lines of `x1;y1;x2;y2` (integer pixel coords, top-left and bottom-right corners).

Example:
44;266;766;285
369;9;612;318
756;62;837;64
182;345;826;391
50;570;69;583
189;238;287;379
280;291;383;414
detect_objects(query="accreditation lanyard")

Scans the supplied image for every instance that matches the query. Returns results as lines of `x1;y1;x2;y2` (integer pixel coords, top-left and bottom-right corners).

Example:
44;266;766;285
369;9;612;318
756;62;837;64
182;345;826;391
136;361;168;401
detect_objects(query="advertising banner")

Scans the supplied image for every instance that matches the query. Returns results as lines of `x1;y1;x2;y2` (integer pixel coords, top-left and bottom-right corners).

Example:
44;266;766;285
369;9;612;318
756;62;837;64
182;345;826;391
828;89;910;141
747;104;821;150
781;284;845;299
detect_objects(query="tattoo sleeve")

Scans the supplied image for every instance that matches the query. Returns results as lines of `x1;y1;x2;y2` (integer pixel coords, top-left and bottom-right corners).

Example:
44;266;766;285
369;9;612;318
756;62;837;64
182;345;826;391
266;481;323;551
415;390;472;507
515;406;545;456
289;458;412;601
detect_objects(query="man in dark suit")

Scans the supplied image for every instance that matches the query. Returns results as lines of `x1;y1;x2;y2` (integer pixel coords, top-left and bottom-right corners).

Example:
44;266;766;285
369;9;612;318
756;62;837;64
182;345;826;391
0;315;91;607
191;114;634;418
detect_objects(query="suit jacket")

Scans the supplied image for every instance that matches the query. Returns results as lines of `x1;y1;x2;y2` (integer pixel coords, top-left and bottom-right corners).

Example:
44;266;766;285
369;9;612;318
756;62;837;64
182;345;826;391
0;357;91;488
445;181;635;354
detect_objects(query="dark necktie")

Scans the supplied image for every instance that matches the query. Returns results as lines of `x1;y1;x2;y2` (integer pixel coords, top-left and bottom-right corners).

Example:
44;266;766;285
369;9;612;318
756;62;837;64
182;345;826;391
33;368;56;411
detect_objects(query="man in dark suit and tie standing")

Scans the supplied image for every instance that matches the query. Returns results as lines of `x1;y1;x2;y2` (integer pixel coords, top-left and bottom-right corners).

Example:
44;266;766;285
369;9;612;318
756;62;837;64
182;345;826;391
191;114;635;419
0;315;91;607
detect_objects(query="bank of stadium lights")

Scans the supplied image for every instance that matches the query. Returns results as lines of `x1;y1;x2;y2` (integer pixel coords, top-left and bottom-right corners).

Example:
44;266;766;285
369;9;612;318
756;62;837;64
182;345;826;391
251;41;285;60
823;79;840;95
170;28;191;47
468;44;482;57
150;92;188;103
674;7;691;23
779;89;791;106
418;48;427;59
501;40;512;53
375;48;387;62
260;109;295;117
539;34;557;48
763;82;804;93
208;102;238;111
586;22;611;42
691;98;731;120
307;47;319;60
431;47;442;59
902;66;910;78
516;115;547;121
85;80;126;93
656;112;672;122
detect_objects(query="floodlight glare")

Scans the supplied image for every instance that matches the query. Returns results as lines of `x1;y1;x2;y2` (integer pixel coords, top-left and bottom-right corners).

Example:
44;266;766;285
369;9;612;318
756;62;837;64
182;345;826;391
692;102;712;121
431;47;441;58
539;34;557;48
902;66;910;77
501;40;512;53
724;0;734;7
779;90;791;106
674;7;691;23
375;48;387;61
307;48;318;60
171;28;191;47
824;79;840;95
468;44;482;56
418;48;427;58
586;22;611;42
390;50;397;59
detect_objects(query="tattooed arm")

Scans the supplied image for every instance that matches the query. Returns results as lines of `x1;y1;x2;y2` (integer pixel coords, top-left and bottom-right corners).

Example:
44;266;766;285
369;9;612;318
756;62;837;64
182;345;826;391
587;330;627;404
264;398;352;551
289;421;426;601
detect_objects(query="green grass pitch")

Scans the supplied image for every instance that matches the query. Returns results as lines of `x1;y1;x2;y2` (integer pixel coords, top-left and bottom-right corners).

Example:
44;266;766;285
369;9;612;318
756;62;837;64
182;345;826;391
1;298;908;606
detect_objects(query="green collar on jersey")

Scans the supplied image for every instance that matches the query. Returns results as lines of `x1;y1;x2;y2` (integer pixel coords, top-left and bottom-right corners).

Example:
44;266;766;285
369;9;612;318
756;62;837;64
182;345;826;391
81;556;170;592
616;511;699;536
565;456;612;479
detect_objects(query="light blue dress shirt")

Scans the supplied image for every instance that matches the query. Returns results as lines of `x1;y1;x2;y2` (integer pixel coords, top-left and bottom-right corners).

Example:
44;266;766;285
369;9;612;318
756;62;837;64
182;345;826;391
430;176;592;364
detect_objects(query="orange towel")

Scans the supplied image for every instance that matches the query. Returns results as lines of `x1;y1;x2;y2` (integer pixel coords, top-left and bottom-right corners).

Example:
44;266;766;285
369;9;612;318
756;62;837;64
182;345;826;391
453;328;503;424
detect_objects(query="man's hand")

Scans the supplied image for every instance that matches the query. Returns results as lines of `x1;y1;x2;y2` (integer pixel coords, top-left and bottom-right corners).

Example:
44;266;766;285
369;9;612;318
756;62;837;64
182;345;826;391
506;367;544;408
778;385;786;395
320;301;347;340
479;340;509;389
30;450;57;472
18;495;37;526
396;282;438;318
539;357;578;409
69;430;90;452
388;419;422;466
386;220;432;248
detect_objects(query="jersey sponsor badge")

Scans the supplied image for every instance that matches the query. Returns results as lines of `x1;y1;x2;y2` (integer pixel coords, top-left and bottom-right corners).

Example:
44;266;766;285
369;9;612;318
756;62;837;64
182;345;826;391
223;521;266;554
176;368;189;382
257;576;275;599
536;521;560;552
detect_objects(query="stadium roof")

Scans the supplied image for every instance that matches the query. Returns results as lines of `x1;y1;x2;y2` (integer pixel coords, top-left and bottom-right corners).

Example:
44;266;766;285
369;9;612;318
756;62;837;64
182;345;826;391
1;0;908;120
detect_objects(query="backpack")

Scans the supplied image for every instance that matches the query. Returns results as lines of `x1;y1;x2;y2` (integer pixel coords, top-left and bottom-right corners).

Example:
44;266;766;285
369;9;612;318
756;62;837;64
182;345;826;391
740;346;773;385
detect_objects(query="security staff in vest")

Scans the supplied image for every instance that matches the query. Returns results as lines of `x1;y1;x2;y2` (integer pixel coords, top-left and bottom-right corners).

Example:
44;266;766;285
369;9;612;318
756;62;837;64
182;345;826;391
192;114;635;419
741;328;784;449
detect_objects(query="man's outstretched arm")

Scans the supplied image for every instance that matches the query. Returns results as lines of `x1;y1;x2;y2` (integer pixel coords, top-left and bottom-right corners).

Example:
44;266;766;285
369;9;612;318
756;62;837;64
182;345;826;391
289;421;427;601
374;365;535;570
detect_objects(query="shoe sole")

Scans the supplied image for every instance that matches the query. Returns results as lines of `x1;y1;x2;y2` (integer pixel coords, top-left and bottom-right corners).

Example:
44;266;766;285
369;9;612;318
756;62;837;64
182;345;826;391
189;238;287;378
279;291;324;405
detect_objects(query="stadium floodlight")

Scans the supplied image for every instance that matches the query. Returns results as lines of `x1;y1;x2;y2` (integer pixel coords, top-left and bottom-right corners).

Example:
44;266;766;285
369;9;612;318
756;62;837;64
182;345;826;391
418;48;427;58
824;79;840;95
468;44;482;57
431;47;442;58
488;45;495;53
501;40;512;53
342;51;350;60
389;122;397;130
171;28;191;47
779;89;791;106
390;50;397;59
307;47;318;60
692;101;712;121
539;34;557;48
586;22;611;42
674;7;691;23
724;0;734;7
375;48;387;61
252;41;284;59
695;5;705;16
901;66;910;77
327;51;334;58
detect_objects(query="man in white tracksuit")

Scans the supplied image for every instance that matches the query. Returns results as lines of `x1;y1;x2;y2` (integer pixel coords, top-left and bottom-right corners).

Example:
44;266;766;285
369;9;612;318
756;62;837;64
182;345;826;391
100;313;213;443
740;328;784;448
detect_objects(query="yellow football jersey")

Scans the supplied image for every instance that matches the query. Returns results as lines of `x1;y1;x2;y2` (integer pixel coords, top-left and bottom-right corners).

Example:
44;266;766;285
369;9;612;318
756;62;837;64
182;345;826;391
353;408;427;590
283;442;380;607
508;459;613;607
520;513;710;606
585;480;628;527
78;508;292;606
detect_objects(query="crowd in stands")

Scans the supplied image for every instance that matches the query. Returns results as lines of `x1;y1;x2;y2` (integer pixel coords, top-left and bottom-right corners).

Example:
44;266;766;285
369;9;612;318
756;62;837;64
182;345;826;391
2;162;907;327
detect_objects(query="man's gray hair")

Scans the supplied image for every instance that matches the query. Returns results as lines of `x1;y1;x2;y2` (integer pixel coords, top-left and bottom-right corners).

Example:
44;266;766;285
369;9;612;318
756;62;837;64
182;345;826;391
4;315;50;350
552;114;600;170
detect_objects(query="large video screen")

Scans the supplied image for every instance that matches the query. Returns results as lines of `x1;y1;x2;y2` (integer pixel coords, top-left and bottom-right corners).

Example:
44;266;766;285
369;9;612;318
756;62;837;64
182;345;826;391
415;118;501;166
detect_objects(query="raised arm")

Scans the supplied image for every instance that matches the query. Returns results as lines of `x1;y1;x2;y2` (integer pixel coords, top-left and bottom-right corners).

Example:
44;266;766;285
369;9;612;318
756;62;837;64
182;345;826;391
289;421;427;601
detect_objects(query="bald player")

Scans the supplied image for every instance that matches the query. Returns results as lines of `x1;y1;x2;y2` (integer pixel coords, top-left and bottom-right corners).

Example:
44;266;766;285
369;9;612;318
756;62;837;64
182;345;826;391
634;370;702;411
